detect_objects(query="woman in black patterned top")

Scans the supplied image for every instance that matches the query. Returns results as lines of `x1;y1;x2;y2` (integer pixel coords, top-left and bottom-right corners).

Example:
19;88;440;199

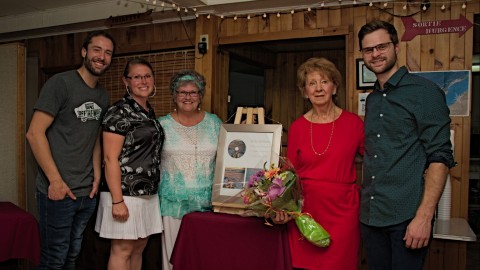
95;58;165;270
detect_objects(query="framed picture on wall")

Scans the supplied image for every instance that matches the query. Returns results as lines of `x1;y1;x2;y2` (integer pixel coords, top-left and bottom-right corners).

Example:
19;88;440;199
412;70;471;116
356;59;376;89
211;124;282;214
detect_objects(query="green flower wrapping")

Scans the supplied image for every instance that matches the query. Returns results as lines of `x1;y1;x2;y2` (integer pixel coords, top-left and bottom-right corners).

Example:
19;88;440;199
243;160;331;248
294;214;331;248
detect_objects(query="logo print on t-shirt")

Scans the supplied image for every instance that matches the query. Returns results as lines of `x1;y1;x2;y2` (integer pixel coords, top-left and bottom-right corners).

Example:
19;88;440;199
74;102;102;122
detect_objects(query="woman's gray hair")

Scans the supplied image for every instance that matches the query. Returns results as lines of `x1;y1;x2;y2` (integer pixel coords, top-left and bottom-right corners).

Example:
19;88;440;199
169;70;206;97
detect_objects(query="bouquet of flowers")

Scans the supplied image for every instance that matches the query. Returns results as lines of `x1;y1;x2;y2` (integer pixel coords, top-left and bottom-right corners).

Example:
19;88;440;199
243;159;331;248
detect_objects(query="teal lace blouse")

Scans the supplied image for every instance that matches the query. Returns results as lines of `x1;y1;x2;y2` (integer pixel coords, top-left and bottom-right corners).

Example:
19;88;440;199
158;112;222;218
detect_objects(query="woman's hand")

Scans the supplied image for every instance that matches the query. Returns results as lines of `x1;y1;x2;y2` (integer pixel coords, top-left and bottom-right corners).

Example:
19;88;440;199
270;211;293;224
112;202;129;222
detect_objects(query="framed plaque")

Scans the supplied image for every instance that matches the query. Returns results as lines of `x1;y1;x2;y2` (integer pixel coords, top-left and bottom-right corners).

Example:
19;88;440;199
211;124;283;214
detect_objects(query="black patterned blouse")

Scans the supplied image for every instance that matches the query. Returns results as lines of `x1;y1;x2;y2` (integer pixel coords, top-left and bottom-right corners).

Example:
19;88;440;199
102;94;164;196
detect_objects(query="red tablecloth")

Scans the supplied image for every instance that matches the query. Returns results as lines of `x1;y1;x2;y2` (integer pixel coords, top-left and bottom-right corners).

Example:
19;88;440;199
171;212;292;270
0;202;40;265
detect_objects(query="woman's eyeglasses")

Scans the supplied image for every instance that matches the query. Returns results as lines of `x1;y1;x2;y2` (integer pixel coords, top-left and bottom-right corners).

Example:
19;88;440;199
361;42;393;55
176;91;199;98
126;74;153;81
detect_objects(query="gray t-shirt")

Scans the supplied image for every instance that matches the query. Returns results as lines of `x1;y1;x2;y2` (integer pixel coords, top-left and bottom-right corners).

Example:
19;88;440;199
34;70;109;197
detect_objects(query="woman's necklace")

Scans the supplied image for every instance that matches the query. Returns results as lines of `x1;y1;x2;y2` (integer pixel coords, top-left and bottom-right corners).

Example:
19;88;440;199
310;106;335;156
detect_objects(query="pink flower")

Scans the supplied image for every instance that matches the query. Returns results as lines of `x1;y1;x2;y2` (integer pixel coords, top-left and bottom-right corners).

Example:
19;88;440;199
266;177;286;201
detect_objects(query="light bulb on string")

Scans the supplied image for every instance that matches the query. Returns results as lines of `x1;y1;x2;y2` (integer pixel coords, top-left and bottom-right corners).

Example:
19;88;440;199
441;4;445;10
353;0;357;5
184;7;188;13
172;3;176;7
153;0;156;4
193;8;196;12
207;13;211;19
277;12;281;17
263;13;267;18
321;2;325;8
369;2;373;7
422;4;427;11
177;6;180;11
383;2;388;7
160;1;164;7
291;10;294;14
234;15;237;20
462;2;466;9
220;15;224;19
195;13;199;18
403;3;407;10
307;7;311;12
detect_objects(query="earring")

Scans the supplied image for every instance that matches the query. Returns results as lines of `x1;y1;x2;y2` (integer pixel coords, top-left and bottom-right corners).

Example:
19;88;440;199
125;85;131;96
149;85;157;98
173;108;177;112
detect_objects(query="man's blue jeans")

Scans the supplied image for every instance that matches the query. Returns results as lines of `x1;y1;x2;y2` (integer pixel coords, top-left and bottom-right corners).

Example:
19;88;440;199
360;219;430;270
37;191;96;270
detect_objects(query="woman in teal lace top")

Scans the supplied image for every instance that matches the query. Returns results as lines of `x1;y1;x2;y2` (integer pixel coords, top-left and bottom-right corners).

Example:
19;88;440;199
158;70;222;270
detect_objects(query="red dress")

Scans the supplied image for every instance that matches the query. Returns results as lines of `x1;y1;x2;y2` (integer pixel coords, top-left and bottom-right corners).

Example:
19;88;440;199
286;111;364;270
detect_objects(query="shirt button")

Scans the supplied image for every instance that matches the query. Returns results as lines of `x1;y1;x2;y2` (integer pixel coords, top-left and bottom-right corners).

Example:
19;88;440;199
380;113;383;117
377;134;381;138
374;155;378;158
383;93;387;97
371;175;375;179
370;196;375;200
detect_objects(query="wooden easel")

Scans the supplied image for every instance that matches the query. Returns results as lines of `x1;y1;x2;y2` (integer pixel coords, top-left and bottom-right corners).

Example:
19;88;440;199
233;107;265;124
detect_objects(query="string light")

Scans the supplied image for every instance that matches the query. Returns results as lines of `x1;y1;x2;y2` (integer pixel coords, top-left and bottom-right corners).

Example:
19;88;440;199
123;0;474;22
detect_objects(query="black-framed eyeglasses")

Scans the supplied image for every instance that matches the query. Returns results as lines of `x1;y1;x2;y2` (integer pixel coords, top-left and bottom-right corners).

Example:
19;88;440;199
126;74;153;81
361;42;393;55
176;91;199;98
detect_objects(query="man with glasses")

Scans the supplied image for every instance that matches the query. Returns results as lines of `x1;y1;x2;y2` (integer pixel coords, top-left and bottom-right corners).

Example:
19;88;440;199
357;20;455;270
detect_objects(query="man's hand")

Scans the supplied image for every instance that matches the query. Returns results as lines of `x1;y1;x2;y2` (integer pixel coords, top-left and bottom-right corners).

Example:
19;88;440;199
403;217;431;249
48;180;76;200
89;179;100;199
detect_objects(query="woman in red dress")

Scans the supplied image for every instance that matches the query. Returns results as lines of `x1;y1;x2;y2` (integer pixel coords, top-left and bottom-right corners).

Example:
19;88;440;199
273;57;364;270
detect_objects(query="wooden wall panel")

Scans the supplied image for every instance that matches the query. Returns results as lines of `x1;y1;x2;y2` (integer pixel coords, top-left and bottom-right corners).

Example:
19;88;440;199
21;1;477;269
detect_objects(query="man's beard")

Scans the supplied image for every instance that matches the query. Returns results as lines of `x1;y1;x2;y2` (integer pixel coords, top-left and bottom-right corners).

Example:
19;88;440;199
366;54;397;76
83;54;109;76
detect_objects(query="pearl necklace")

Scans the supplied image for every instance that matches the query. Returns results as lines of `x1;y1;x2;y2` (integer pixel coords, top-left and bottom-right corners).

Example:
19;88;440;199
310;107;335;156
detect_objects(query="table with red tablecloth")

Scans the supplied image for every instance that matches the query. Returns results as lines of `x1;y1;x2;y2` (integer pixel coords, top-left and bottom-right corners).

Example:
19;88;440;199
0;202;40;265
170;211;292;270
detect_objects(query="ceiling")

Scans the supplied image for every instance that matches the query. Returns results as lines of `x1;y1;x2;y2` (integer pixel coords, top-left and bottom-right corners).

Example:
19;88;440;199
0;0;363;36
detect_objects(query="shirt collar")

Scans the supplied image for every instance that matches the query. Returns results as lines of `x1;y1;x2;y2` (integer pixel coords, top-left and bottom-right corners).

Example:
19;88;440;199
374;66;408;93
123;94;155;117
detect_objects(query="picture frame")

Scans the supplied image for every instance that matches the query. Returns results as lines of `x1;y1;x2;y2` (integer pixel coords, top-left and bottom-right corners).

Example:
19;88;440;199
356;58;376;89
211;124;283;214
412;70;471;116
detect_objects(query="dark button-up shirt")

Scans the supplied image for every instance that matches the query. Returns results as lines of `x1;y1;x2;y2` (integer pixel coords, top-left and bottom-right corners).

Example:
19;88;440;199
102;94;165;196
361;66;455;227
